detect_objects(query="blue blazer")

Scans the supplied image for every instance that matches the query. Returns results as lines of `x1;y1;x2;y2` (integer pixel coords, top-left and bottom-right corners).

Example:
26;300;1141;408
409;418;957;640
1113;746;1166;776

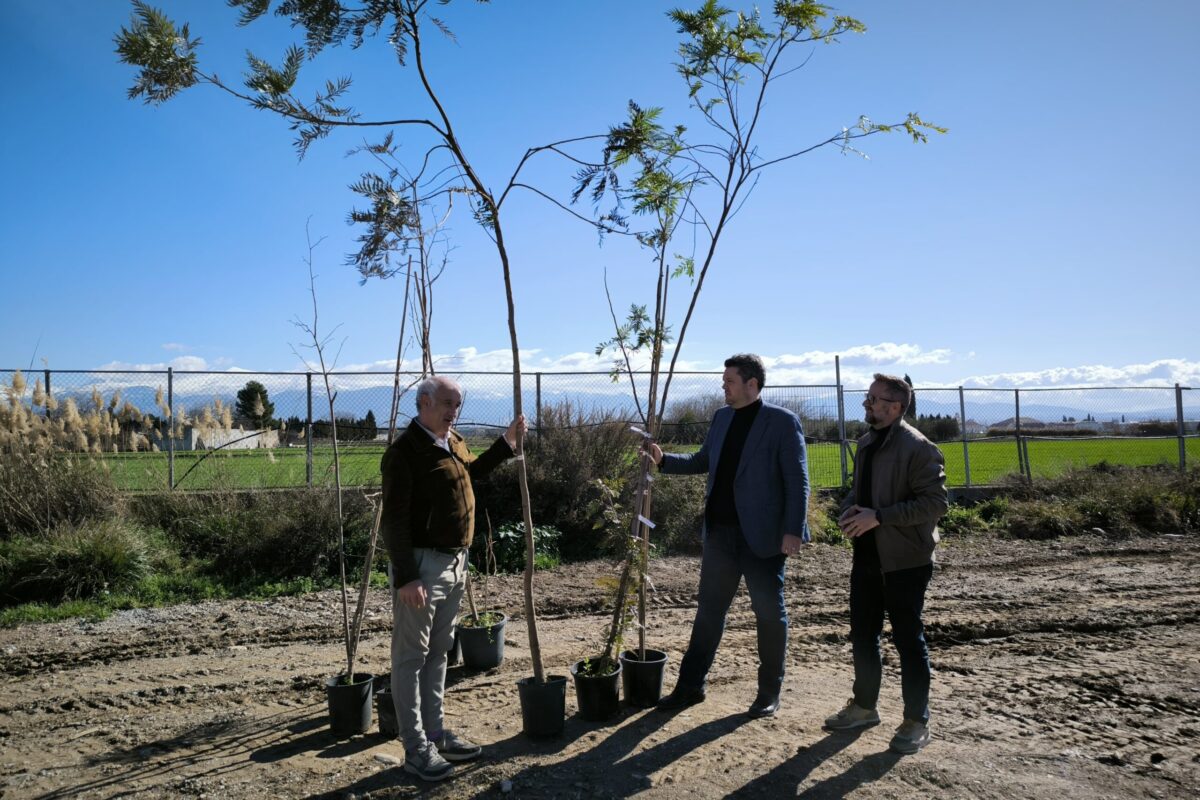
660;400;810;558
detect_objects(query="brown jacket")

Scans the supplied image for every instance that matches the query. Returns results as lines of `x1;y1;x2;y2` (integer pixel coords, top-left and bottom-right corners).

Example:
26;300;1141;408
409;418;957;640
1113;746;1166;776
840;419;948;572
380;420;514;586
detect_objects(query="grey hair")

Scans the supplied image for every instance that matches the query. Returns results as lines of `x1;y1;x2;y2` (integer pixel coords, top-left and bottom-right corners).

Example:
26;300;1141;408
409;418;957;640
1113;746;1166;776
414;376;460;411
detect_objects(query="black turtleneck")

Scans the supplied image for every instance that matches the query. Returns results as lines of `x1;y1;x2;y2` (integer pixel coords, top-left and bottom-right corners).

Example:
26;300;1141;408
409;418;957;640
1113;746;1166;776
706;399;762;526
852;422;894;568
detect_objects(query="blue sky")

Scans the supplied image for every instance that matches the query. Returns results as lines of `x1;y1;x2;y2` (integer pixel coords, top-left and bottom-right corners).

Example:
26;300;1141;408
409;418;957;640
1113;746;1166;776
1;1;1197;390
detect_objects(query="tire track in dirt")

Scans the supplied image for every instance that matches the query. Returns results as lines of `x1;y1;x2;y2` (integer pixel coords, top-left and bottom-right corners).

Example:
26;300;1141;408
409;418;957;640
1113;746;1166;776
2;535;1197;799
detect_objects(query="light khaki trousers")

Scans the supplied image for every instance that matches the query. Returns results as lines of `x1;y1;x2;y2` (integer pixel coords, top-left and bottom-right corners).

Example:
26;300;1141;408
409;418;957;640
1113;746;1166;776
390;548;465;752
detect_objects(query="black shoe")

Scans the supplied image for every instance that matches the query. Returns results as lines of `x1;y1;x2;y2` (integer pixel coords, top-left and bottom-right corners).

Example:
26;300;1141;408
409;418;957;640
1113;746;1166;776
656;686;706;711
747;694;780;718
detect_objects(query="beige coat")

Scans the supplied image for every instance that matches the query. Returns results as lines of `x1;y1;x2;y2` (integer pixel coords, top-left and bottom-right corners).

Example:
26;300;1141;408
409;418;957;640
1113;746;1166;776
841;419;948;572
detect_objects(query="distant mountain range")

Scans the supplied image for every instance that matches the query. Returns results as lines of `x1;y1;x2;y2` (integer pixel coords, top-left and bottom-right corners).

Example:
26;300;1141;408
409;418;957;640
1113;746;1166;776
30;376;1198;428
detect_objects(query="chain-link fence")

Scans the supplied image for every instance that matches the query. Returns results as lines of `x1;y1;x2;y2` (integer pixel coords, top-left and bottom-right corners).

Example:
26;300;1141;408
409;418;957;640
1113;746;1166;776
1;368;1195;490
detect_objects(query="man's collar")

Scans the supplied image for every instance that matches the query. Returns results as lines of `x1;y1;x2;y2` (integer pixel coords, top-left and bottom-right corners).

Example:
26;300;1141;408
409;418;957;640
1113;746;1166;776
414;419;452;450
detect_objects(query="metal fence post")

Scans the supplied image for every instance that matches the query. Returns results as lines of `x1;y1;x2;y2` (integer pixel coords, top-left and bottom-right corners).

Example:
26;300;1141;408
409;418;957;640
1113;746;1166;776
535;372;542;438
167;367;175;490
43;368;51;418
1013;388;1025;480
959;386;971;488
836;355;848;486
1177;383;1186;473
306;372;314;487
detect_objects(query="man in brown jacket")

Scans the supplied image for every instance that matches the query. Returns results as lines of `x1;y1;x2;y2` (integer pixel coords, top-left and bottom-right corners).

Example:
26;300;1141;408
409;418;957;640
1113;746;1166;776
823;373;948;755
380;375;523;781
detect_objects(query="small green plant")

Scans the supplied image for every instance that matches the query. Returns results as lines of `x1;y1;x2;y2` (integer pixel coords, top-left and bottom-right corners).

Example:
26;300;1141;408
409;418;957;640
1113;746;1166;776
458;610;503;629
575;653;617;678
937;504;989;537
492;523;561;574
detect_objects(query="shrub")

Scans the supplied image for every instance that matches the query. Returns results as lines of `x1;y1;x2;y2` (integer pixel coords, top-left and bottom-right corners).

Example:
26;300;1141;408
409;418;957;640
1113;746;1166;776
129;488;375;582
996;463;1200;537
0;452;122;538
475;401;636;562
0;519;156;604
488;522;562;574
649;473;706;554
658;395;724;445
937;504;989;537
807;492;846;546
1002;498;1085;540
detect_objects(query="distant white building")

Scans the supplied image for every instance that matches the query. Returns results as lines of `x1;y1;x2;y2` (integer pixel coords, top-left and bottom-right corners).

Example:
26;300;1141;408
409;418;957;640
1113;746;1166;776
163;426;280;451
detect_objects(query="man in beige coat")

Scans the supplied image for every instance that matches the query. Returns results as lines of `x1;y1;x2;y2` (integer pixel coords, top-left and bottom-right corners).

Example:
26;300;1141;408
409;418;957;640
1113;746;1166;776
823;373;947;754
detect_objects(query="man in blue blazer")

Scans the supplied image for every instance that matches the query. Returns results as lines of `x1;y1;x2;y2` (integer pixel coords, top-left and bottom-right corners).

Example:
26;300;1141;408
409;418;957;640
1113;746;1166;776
647;353;810;717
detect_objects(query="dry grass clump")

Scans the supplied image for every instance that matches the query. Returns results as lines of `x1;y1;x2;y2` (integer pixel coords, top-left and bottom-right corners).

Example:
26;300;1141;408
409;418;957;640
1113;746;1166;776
1;370;239;459
996;463;1199;538
2;370;156;455
0;518;157;604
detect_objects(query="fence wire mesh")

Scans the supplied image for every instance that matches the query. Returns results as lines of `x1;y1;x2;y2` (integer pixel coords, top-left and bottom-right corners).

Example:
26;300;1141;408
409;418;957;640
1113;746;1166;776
1;368;1195;491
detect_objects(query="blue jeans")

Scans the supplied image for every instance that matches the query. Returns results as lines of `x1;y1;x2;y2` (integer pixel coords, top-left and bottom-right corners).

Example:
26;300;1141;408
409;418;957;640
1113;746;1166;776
676;522;788;697
850;562;933;724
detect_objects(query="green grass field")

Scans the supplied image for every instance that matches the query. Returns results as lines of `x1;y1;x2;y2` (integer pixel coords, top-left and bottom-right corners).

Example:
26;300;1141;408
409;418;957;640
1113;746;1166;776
806;436;1200;488
94;436;1200;492
101;446;389;491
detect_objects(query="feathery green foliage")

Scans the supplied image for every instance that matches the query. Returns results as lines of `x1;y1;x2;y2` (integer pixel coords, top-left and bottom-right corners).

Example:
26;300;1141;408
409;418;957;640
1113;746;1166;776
114;1;200;104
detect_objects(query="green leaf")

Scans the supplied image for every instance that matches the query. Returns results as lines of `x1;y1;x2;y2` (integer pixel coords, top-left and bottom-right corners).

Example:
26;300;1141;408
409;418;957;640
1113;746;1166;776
115;1;201;104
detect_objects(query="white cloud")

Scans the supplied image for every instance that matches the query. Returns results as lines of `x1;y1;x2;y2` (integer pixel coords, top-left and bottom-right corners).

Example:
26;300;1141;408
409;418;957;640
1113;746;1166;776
81;348;1199;405
772;343;952;369
96;356;212;372
958;359;1200;388
161;342;188;352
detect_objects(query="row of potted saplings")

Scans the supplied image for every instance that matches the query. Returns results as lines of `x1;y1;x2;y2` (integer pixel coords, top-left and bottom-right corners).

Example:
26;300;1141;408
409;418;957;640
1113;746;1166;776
326;492;665;739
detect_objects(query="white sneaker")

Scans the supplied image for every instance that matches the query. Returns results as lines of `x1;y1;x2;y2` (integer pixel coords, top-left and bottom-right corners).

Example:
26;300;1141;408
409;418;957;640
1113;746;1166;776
433;729;482;762
823;698;881;731
404;741;453;781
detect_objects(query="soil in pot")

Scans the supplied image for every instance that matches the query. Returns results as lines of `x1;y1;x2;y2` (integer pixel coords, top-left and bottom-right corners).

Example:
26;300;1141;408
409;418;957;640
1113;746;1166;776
517;674;568;738
620;649;668;708
571;658;622;722
326;672;374;738
457;611;506;670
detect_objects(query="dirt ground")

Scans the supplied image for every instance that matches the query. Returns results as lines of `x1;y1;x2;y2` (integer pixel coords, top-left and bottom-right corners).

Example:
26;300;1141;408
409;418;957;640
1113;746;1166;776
1;533;1197;799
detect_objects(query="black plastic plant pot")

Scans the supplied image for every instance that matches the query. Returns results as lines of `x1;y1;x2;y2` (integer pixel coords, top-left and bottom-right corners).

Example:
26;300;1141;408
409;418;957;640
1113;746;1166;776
517;674;568;738
619;649;668;709
571;659;622;721
372;675;397;739
326;672;374;738
457;611;507;670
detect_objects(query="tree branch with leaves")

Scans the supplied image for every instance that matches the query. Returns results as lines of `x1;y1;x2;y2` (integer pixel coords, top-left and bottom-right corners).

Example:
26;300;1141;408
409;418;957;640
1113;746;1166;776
573;0;945;661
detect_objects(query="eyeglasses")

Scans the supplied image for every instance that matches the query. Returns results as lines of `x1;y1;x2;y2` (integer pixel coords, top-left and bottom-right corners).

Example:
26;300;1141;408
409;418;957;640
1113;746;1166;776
863;393;900;406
